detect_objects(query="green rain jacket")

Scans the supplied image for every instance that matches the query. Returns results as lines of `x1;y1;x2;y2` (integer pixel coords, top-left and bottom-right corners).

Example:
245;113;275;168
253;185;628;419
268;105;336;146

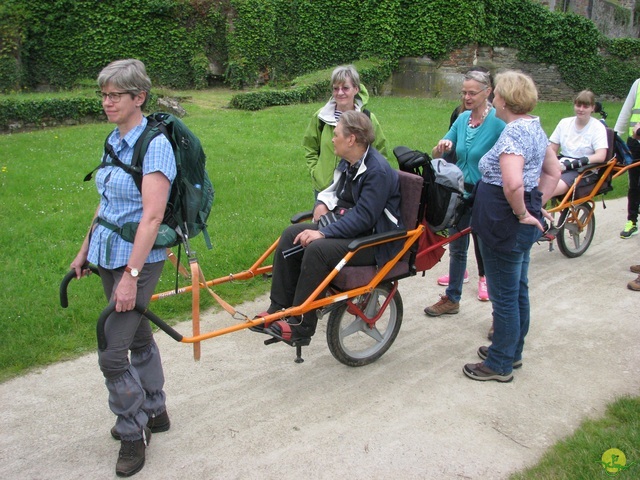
302;84;388;192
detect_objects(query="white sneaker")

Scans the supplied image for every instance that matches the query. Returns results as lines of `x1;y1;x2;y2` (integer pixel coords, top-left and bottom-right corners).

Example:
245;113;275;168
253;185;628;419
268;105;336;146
437;270;469;286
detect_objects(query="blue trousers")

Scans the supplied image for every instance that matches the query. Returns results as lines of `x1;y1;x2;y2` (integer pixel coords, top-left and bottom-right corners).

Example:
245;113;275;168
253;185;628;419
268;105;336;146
478;225;540;374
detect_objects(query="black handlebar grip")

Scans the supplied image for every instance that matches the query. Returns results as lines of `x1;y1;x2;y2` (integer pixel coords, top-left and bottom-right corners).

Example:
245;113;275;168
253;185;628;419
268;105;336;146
96;302;183;351
59;265;100;308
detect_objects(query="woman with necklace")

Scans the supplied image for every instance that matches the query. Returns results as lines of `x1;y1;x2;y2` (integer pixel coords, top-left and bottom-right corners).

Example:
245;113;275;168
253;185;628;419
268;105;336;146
424;69;506;317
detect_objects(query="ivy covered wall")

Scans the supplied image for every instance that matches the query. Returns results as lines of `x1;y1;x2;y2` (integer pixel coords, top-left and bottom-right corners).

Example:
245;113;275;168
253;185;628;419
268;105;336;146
1;0;640;98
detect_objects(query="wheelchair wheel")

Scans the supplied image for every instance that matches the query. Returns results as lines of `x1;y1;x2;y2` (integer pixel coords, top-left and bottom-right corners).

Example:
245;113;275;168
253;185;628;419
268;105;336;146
326;282;403;367
556;204;595;258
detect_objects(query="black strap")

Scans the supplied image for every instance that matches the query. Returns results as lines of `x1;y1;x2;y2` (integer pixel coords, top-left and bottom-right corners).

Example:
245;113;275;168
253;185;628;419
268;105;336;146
84;117;167;190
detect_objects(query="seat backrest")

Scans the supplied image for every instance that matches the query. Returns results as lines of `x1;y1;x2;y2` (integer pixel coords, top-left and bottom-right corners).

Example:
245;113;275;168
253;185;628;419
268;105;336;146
605;127;615;162
397;170;424;230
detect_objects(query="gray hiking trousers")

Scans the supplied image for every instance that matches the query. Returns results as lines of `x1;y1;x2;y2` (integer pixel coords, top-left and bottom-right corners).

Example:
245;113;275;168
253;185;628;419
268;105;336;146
97;261;166;441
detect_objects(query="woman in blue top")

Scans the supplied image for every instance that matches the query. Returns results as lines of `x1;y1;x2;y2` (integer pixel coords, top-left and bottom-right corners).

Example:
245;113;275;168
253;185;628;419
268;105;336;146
466;71;560;383
70;59;175;477
424;69;506;317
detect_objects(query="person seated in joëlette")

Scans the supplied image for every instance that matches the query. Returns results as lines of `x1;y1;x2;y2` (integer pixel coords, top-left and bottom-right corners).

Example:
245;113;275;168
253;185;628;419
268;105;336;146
549;90;609;198
256;110;404;345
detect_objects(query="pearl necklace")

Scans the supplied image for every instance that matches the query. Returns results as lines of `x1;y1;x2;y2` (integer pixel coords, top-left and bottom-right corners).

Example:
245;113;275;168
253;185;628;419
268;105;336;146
469;102;491;129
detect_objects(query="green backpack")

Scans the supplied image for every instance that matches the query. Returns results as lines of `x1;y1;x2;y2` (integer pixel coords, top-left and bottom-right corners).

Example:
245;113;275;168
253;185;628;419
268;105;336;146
86;112;214;253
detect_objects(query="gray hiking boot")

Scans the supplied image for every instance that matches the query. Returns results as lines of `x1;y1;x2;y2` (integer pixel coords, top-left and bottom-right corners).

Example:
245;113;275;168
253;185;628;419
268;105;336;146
477;345;522;369
463;362;513;383
115;426;150;477
111;410;170;441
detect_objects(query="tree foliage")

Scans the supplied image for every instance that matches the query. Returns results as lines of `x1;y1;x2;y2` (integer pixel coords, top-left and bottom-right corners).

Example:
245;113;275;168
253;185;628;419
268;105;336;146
1;0;639;97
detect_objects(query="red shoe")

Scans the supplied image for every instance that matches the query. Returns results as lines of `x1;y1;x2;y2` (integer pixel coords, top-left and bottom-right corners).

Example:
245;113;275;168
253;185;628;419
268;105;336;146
249;311;271;333
264;320;312;346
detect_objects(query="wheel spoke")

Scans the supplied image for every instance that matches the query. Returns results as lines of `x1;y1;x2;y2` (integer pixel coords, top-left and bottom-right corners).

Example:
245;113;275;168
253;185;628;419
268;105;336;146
361;326;383;342
340;318;366;337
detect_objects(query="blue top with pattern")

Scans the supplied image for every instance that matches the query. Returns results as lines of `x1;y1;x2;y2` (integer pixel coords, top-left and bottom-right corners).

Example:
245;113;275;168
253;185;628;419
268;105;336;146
478;116;548;191
88;117;176;269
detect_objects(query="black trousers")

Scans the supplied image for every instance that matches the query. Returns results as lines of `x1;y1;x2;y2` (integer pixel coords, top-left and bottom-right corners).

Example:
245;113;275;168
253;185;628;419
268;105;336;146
269;223;376;335
627;165;640;223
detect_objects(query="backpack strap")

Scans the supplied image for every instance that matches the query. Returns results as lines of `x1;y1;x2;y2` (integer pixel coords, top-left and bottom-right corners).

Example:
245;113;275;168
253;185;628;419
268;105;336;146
84;117;166;190
84;135;144;186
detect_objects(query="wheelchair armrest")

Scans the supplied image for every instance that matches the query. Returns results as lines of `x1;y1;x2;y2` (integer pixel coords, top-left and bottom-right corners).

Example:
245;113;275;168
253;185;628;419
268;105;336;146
291;210;313;224
346;230;408;252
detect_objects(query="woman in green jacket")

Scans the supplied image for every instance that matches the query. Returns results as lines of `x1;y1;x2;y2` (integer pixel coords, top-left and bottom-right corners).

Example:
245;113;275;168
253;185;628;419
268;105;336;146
302;64;388;197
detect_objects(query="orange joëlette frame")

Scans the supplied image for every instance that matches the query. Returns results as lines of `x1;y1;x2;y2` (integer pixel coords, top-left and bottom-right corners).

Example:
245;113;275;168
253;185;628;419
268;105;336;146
62;219;472;361
548;157;640;215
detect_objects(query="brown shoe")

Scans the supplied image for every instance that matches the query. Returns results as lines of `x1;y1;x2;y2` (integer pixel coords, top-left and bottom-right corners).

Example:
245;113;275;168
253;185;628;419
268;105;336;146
628;275;640;291
424;295;459;317
630;265;640;274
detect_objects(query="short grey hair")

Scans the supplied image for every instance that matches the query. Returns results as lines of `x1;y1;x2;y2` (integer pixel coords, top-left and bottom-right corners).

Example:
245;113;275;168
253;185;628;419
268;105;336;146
464;69;492;88
338;110;375;146
97;59;152;109
331;65;360;88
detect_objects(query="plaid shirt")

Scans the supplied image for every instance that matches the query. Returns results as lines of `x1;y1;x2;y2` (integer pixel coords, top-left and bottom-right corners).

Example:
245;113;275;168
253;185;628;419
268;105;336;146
87;117;176;269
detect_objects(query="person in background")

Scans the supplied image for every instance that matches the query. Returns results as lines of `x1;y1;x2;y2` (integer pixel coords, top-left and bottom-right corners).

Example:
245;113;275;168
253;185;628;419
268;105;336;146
70;59;173;477
303;65;388;198
435;66;497;305
424;69;505;317
614;77;640;239
465;70;560;382
548;90;608;198
259;111;403;344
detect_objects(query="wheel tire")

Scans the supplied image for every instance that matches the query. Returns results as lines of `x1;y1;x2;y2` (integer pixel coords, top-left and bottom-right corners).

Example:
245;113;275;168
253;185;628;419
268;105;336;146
326;283;403;367
556;204;595;258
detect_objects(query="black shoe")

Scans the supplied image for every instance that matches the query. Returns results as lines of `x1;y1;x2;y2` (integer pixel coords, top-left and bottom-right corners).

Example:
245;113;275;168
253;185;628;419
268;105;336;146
115;426;150;477
111;410;170;441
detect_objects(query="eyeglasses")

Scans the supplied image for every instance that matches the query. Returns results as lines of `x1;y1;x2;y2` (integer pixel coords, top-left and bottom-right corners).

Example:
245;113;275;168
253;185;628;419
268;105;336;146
460;87;488;98
332;85;353;93
96;91;132;103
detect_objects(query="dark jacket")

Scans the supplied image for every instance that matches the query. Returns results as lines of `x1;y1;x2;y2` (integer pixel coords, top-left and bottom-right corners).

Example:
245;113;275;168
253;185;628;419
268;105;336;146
317;146;404;266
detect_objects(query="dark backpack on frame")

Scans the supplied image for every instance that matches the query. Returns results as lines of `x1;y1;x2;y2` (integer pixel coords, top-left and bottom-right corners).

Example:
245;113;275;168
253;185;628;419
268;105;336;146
394;146;466;233
86;112;214;253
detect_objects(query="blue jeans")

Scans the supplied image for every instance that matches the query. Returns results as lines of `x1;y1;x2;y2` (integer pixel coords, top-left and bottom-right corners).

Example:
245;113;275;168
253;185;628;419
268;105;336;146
478;224;541;374
445;225;469;303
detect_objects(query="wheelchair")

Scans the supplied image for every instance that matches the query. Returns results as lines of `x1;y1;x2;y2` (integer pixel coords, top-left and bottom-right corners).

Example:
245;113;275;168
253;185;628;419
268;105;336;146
61;160;469;367
545;127;640;258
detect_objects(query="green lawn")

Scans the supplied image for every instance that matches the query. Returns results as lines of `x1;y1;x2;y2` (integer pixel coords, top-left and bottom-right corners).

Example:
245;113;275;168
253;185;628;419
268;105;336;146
0;89;634;479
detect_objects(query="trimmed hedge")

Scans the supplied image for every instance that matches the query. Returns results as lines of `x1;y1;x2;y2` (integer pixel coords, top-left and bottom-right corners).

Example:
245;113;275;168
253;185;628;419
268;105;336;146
229;58;395;111
0;97;104;130
0;93;167;131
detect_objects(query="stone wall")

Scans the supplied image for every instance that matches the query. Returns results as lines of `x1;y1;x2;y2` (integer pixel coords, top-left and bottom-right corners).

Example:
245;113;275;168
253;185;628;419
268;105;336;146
391;45;577;101
538;0;639;38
